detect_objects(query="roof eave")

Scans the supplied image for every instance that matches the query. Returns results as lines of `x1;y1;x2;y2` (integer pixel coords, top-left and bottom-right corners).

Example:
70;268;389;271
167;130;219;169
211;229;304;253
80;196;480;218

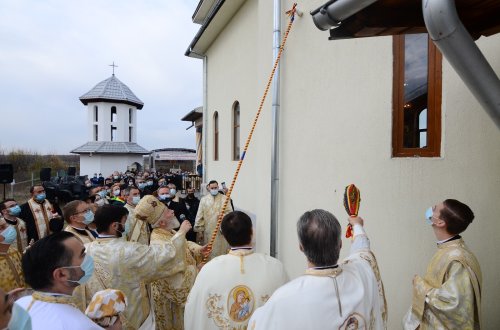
79;97;144;110
185;0;247;58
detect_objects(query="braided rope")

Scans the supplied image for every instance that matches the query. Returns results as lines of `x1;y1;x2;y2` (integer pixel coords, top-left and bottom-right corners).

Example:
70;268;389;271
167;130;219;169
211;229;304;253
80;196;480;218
202;4;298;262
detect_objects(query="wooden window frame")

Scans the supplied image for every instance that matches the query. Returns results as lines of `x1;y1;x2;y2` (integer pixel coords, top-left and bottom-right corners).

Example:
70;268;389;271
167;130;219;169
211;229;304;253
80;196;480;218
213;111;219;161
232;101;240;161
392;35;442;157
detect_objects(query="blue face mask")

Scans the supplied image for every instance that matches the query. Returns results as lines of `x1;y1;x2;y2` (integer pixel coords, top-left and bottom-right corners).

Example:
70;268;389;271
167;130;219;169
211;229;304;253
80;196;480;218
425;207;434;225
7;302;32;330
169;189;177;196
158;194;169;201
98;191;107;198
210;189;219;196
64;255;94;285
124;221;130;236
138;183;146;190
83;210;94;225
132;196;141;205
35;193;46;202
1;226;17;245
9;205;21;217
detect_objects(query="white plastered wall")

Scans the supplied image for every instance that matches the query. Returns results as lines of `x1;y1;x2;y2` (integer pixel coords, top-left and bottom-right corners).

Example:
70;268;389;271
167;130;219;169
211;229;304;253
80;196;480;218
201;0;500;327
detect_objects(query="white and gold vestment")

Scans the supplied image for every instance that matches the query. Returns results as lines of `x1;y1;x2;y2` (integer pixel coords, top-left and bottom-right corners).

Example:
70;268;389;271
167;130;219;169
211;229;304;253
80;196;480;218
184;248;288;330
249;226;387;330
80;236;186;330
193;193;231;260
403;237;482;329
150;228;202;330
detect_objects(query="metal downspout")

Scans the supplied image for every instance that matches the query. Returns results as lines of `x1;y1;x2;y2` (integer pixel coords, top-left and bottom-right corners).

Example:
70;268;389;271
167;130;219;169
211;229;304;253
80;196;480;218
202;56;208;184
423;0;500;129
270;0;281;257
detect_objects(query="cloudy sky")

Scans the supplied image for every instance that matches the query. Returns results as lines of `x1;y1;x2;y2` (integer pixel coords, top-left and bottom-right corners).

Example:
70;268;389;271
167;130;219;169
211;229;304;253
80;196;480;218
0;0;202;154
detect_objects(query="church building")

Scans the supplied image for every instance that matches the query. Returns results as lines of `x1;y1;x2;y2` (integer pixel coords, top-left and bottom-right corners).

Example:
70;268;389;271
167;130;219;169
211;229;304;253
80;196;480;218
71;72;150;177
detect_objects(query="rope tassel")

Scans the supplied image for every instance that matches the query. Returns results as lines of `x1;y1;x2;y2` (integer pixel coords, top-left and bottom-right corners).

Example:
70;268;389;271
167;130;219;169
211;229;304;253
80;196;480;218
202;3;299;263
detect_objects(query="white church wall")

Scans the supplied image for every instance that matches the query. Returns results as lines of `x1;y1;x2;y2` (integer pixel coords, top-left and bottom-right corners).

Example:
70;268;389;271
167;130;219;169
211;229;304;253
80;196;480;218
79;154;144;177
200;0;500;327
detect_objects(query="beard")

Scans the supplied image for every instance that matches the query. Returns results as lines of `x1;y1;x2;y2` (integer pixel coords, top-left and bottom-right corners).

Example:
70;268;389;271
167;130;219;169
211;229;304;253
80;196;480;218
166;217;180;230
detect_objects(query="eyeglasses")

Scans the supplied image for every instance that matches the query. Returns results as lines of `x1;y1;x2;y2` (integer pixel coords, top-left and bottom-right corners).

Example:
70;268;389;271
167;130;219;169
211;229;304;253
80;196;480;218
74;208;91;215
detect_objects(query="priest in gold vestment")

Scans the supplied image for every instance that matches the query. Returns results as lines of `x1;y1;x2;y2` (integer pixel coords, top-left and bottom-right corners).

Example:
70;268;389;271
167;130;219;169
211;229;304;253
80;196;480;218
404;199;482;329
0;225;25;292
81;200;191;330
63;200;97;245
150;208;204;330
193;180;231;260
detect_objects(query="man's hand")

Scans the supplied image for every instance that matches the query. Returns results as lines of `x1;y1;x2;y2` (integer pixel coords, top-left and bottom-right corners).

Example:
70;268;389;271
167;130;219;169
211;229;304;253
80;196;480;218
348;216;364;227
178;220;192;236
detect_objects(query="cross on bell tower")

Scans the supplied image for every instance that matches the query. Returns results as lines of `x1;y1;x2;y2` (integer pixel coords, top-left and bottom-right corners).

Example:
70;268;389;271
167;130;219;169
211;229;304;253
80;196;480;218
109;61;118;75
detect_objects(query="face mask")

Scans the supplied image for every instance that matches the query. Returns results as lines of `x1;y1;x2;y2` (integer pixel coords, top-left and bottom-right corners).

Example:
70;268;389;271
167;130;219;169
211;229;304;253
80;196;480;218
113;189;121;196
115;222;126;238
98;191;107;198
147;181;153;186
35;193;46;202
0;226;17;245
132;196;141;205
425;207;434;225
210;189;219;196
138;183;146;190
114;176;119;180
9;205;21;216
95;199;105;207
124;221;130;236
158;194;169;201
83;210;94;225
169;189;177;196
64;255;94;285
6;302;32;330
128;181;134;185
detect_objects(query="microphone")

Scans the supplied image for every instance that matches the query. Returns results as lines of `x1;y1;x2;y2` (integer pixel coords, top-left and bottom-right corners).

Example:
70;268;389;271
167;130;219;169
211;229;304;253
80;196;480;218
180;214;186;221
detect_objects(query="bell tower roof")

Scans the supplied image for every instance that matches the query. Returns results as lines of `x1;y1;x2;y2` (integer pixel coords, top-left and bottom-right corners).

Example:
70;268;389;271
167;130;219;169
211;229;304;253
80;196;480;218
79;75;144;109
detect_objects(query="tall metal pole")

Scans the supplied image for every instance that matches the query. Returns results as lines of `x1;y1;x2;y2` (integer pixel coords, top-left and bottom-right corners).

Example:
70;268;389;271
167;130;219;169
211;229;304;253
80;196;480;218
270;0;281;257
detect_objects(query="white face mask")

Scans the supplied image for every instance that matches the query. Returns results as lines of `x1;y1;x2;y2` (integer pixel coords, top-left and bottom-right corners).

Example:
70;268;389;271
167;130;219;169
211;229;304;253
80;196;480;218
210;189;219;196
96;199;105;207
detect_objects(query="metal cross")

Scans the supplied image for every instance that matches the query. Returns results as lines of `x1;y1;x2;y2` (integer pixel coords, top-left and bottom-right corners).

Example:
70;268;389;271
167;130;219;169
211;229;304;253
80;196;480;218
109;61;118;75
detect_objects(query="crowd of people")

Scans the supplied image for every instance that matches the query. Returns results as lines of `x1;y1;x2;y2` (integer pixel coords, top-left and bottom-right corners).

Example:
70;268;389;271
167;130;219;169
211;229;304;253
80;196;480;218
0;170;482;329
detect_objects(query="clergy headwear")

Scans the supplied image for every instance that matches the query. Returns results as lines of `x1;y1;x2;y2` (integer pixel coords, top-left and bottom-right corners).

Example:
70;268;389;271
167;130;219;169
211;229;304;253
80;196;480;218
85;289;127;327
135;195;166;225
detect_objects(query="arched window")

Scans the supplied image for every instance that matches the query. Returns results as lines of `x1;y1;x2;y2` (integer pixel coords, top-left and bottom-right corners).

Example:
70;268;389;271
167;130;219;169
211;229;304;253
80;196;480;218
213;112;219;161
111;106;117;122
232;101;240;160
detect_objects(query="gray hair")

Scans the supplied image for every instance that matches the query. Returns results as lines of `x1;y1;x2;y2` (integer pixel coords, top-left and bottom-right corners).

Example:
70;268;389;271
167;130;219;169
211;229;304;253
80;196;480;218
297;209;342;266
